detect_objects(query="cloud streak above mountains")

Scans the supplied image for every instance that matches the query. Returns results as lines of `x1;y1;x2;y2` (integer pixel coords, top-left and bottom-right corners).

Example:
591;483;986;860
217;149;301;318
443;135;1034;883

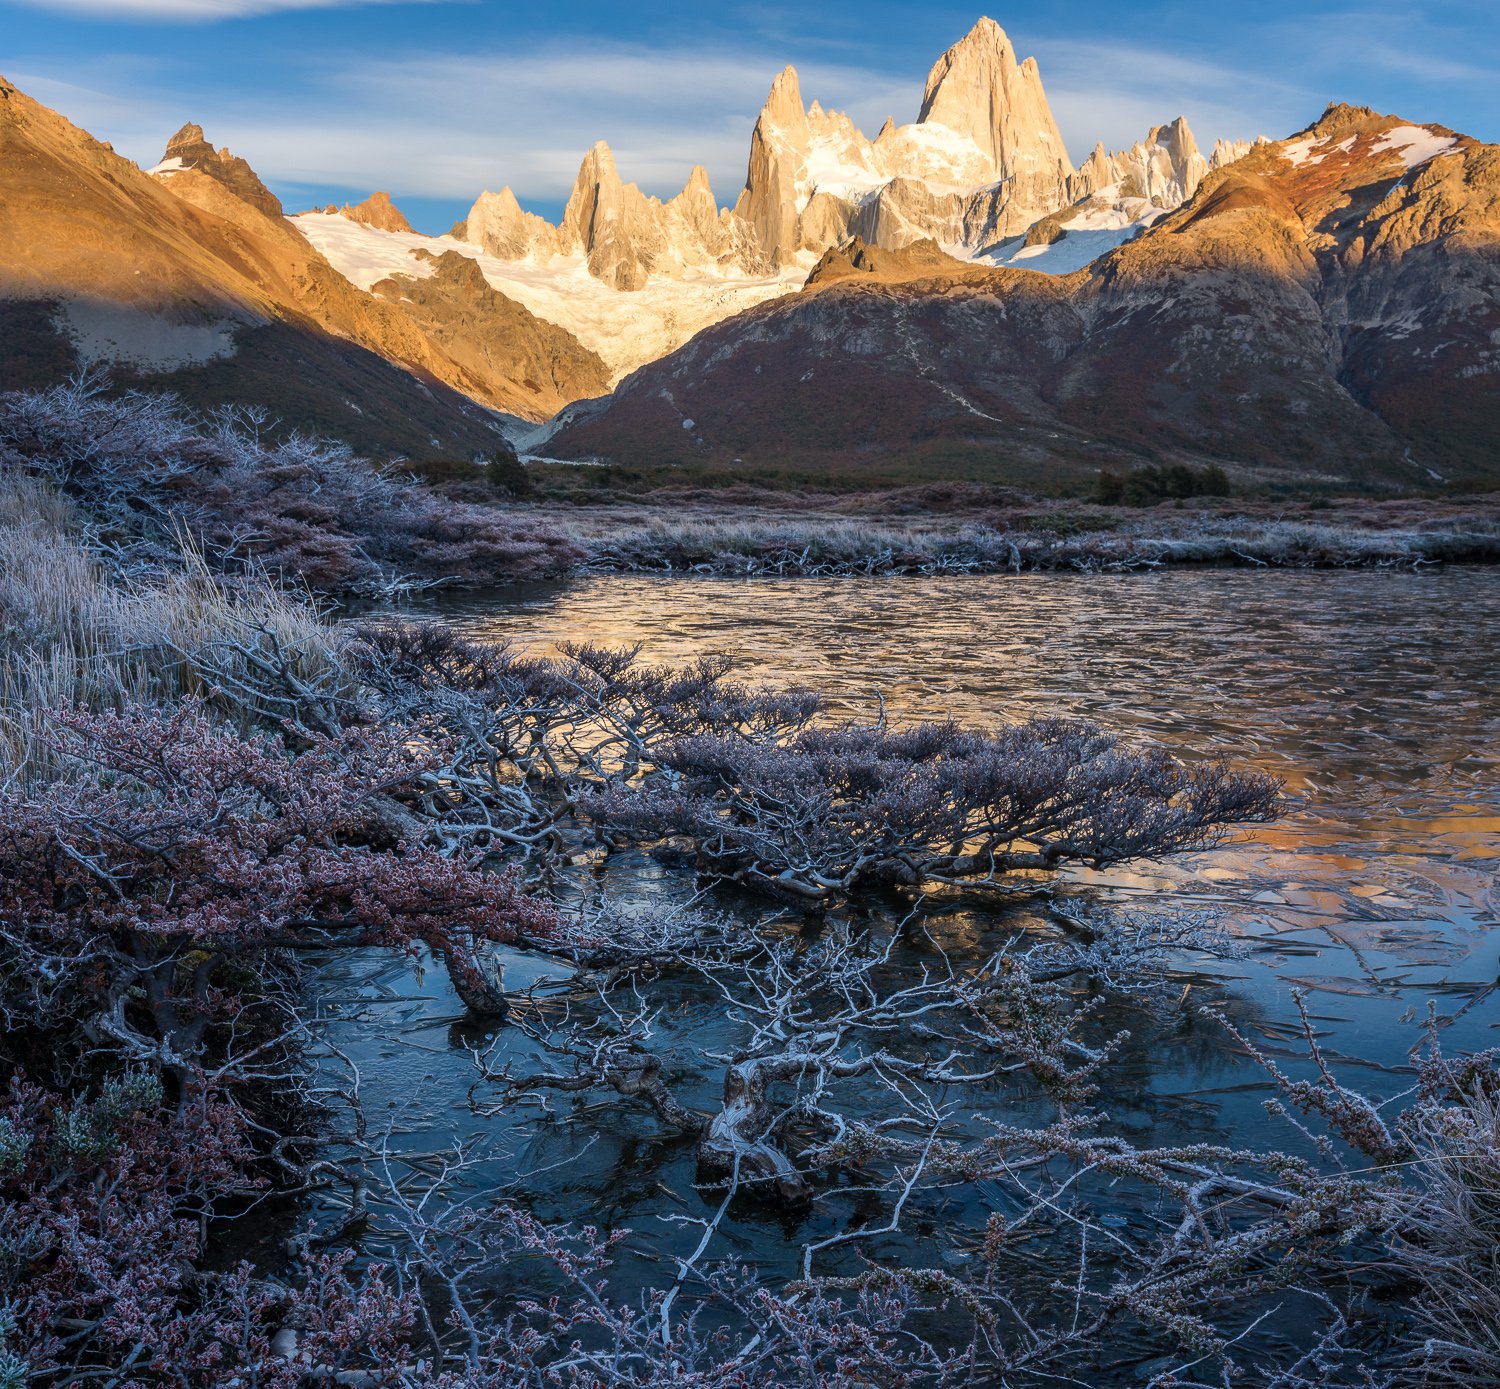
10;0;448;17
6;36;1285;221
5;2;1495;231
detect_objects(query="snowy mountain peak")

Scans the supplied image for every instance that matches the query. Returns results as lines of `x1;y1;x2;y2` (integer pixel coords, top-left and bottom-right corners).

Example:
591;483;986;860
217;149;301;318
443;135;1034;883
321;17;1262;337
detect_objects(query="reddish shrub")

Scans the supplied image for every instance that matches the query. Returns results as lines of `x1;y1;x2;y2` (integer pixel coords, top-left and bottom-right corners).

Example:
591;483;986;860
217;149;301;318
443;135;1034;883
0;701;556;1068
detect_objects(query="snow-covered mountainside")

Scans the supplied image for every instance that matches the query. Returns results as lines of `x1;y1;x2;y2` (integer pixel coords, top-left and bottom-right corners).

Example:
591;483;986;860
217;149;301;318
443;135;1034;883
293;212;808;383
293;16;1256;382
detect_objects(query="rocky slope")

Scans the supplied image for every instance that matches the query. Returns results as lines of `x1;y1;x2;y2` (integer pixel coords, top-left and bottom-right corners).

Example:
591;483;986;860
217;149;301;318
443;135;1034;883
0;79;611;454
150;121;284;218
142;133;610;423
0;79;518;459
546;106;1500;488
368;249;609;417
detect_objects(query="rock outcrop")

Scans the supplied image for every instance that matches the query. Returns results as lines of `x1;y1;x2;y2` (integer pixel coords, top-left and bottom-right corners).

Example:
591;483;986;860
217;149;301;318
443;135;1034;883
916;16;1073;202
1070;118;1256;208
337;190;414;234
557;141;669;291
463;185;561;260
153;121;283;219
733;66;809;268
459;142;770;290
548;107;1500;486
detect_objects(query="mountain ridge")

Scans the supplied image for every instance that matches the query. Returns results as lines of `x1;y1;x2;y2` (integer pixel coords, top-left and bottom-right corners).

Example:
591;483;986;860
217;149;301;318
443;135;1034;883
2;21;1495;488
543;103;1500;486
444;17;1252;295
0;77;607;453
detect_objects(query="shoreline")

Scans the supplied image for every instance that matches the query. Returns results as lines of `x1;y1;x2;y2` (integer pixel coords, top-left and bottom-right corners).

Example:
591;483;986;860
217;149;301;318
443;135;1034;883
466;488;1500;582
547;515;1500;580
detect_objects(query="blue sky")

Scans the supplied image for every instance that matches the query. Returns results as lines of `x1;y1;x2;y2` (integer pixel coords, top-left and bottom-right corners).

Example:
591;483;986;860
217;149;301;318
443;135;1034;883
4;0;1496;234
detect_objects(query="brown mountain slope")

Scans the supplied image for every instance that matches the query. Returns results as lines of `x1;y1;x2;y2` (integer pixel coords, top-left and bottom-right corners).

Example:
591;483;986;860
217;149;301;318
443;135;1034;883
550;106;1500;489
370;250;609;418
158;153;607;423
0;79;555;461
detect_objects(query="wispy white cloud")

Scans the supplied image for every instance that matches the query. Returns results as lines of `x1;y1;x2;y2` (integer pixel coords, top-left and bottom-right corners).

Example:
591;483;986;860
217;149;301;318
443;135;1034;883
58;41;914;211
4;0;455;20
3;29;1321;226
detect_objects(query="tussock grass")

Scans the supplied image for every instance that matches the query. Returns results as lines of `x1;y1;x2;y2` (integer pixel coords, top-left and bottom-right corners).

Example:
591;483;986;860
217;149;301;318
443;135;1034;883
1398;1079;1500;1387
0;472;341;786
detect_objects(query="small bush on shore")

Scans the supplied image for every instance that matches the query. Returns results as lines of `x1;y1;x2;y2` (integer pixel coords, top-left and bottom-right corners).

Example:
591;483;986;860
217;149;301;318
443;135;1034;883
1095;462;1232;505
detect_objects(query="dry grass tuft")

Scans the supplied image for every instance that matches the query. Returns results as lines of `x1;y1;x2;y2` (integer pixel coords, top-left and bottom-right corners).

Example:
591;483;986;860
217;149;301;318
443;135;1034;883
1398;1076;1500;1387
0;472;341;786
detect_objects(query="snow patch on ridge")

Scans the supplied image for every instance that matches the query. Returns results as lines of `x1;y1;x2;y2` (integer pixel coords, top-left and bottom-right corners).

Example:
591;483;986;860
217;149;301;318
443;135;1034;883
1281;133;1357;167
1001;226;1141;274
1284;126;1455;172
1372;125;1458;169
799;139;888;205
975;197;1165;275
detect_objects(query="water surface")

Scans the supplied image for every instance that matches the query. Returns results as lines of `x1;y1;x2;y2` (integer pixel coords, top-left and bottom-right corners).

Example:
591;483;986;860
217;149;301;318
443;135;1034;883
311;568;1500;1371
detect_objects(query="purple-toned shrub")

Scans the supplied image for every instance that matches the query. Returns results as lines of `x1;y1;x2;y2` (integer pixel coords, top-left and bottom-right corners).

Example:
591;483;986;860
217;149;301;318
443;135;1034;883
581;717;1281;900
0;700;563;1381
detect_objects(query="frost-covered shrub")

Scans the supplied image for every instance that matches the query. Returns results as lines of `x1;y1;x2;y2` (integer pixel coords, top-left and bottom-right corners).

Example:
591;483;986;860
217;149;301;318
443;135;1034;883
0;699;565;1379
583;716;1281;900
0;375;584;593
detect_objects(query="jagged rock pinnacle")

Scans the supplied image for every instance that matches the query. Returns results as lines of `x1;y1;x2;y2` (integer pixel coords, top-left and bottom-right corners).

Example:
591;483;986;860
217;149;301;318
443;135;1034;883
917;16;1074;185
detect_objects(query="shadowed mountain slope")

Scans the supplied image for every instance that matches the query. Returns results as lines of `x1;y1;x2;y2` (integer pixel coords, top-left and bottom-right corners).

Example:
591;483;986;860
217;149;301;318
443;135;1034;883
0;78;604;457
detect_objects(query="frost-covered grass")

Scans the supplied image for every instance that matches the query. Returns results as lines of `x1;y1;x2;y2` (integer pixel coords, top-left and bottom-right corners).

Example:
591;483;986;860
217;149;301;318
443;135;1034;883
1;375;583;598
575;511;1500;576
0;473;341;787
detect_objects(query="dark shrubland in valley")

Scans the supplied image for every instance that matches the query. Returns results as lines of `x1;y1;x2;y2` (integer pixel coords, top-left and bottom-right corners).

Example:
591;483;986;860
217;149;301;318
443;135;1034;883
1;377;1498;1387
1095;464;1232;506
